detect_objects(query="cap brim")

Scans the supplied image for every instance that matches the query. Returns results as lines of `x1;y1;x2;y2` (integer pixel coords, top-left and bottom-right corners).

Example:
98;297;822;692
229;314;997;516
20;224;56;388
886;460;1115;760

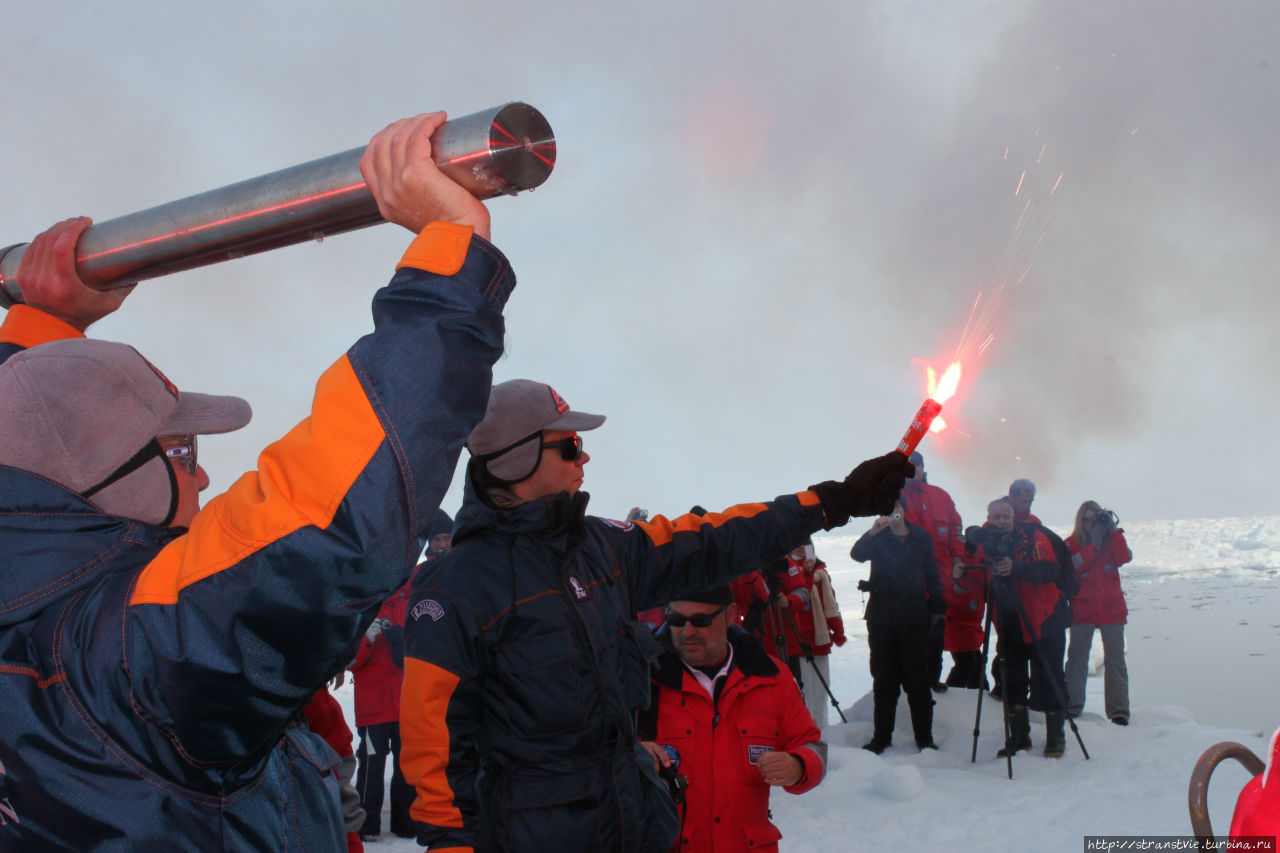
162;392;252;436
545;411;606;433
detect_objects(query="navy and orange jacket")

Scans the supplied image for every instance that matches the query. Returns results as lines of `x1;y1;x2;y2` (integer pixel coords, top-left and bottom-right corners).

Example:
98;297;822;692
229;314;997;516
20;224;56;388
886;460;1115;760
400;482;826;852
978;523;1062;642
642;626;826;853
0;223;512;852
1066;529;1132;626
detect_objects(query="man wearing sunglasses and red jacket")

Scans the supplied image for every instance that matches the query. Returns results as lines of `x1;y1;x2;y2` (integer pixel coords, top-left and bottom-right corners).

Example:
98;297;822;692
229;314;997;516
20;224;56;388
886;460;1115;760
401;378;912;852
638;586;826;853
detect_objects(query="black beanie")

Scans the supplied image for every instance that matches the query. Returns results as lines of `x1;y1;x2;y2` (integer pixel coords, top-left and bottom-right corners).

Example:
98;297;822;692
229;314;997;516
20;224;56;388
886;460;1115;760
672;584;734;606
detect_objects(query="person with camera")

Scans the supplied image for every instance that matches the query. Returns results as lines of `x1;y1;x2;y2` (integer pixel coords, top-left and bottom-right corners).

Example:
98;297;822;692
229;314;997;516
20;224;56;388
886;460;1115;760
638;586;827;853
1064;501;1133;725
967;498;1070;758
851;498;947;753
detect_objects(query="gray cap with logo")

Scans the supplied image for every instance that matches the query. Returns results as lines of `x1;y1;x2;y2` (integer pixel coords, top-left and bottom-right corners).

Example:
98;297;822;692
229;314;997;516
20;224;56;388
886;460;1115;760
467;379;604;482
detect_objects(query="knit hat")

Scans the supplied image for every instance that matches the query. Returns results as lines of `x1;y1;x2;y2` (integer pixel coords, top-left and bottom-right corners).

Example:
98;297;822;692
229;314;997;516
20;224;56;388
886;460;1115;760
671;585;735;607
0;338;251;525
467;379;604;482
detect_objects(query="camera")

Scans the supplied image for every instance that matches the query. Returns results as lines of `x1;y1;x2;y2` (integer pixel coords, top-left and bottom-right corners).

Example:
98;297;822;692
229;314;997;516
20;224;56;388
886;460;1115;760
857;579;873;593
964;526;1014;561
658;762;689;805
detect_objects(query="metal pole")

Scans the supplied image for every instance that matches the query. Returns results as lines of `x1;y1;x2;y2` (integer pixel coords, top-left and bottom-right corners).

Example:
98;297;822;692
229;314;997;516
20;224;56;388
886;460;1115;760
0;103;555;305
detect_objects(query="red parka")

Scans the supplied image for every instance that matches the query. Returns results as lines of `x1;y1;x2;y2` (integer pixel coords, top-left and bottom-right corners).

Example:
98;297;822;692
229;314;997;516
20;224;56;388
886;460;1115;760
1066;529;1132;625
902;482;974;649
642;627;826;853
348;579;412;727
1231;727;1280;839
978;523;1061;642
772;556;818;657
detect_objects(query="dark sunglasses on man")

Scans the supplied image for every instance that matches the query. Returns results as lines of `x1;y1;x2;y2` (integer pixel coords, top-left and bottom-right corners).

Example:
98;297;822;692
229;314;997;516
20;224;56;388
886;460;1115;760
542;434;584;462
664;605;727;628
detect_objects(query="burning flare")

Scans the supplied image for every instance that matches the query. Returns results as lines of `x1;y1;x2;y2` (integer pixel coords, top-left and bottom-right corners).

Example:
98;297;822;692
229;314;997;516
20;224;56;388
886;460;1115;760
925;362;962;432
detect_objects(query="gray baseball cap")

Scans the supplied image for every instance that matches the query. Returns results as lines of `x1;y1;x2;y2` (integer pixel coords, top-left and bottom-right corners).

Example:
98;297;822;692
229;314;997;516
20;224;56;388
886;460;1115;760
0;338;250;523
467;379;604;482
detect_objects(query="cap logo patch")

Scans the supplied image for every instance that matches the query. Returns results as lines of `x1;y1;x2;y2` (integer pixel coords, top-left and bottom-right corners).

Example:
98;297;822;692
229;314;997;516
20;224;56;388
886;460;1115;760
142;356;180;401
411;599;447;622
548;386;570;414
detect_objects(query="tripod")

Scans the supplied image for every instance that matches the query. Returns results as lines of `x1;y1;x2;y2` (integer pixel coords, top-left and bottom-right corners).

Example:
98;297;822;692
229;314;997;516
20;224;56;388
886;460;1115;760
761;577;847;724
968;564;1014;779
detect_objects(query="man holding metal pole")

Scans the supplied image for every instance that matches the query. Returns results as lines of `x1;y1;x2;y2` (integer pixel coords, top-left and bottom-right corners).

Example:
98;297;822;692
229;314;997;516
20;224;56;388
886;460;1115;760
0;112;514;851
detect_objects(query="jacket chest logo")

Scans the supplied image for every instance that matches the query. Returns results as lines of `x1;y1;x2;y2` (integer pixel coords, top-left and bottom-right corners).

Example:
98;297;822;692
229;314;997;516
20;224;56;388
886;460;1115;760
569;576;590;601
747;744;770;765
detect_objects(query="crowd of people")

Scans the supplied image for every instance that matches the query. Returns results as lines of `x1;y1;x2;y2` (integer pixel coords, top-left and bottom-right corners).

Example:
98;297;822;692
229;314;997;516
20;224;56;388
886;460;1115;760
0;110;1133;852
849;455;1134;761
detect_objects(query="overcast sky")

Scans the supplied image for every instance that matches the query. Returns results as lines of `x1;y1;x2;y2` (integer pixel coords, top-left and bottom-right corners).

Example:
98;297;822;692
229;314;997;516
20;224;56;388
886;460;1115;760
3;1;1277;530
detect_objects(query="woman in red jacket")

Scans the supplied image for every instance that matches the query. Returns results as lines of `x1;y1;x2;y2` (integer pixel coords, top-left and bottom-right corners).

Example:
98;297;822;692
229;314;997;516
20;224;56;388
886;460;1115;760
1064;500;1133;725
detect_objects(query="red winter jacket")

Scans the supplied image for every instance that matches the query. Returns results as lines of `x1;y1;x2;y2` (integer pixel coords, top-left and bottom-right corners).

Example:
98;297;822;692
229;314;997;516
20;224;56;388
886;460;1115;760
945;561;987;653
643;628;826;853
1231;727;1280;839
348;579;412;727
773;556;818;657
901;481;964;585
1066;530;1131;625
979;524;1060;642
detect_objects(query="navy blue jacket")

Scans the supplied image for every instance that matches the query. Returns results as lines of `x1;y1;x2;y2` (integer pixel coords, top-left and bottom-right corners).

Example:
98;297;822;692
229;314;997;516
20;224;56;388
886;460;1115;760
401;482;827;852
0;225;511;851
851;523;946;626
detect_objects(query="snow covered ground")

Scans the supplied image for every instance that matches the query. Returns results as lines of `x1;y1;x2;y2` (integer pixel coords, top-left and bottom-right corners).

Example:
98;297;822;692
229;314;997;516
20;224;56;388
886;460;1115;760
335;515;1280;850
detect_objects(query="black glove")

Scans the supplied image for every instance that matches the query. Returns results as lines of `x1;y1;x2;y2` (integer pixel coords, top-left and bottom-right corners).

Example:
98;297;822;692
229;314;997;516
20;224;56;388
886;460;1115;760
809;452;914;530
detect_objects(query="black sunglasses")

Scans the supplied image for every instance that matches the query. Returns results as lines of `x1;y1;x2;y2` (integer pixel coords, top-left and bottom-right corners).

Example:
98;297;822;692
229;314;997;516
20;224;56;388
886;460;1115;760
542;435;584;462
664;605;727;628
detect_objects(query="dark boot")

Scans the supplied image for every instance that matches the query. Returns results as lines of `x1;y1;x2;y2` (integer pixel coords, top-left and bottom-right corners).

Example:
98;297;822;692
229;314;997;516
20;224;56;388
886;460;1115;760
996;705;1031;758
907;690;935;750
862;733;892;754
1044;711;1066;758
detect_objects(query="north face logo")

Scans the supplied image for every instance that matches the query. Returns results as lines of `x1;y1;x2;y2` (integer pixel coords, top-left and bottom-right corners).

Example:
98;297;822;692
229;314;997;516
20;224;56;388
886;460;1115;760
548;386;570;414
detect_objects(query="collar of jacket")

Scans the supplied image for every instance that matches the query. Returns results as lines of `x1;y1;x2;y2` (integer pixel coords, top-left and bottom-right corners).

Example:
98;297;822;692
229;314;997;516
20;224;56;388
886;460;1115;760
0;465;173;627
651;624;780;690
454;474;591;542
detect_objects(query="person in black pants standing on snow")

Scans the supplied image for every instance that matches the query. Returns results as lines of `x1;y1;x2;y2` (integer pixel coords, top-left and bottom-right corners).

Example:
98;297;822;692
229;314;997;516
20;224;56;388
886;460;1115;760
851;498;947;754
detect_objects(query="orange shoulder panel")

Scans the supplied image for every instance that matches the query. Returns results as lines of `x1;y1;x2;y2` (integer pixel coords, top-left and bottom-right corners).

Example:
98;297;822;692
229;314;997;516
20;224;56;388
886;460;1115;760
0;305;85;348
396;222;475;276
401;657;466;829
130;354;386;606
636;502;774;548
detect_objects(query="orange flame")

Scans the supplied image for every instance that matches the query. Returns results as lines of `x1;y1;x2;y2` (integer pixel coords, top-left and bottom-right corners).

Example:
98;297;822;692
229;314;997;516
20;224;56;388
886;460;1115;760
924;361;962;433
926;362;962;404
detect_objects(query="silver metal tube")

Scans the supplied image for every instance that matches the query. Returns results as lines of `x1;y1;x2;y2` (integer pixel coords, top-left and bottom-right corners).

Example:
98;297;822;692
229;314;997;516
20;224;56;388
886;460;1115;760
0;103;554;305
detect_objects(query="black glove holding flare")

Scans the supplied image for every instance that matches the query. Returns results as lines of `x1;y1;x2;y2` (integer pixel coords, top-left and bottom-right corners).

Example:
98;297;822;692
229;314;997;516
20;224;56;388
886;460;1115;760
808;452;914;530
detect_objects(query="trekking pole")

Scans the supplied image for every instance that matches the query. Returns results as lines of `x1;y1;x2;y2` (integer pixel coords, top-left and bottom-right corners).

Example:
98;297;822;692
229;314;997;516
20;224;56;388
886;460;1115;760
778;602;848;724
1004;584;1090;760
992;583;1015;779
970;566;995;764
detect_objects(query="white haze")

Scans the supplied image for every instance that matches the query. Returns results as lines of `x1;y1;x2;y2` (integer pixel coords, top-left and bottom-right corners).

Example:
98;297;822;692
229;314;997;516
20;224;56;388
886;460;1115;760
2;2;1278;529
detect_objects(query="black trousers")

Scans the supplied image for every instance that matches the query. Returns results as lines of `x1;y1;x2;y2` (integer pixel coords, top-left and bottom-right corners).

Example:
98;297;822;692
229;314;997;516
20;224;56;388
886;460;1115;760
995;612;1066;713
356;722;417;837
867;622;933;738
